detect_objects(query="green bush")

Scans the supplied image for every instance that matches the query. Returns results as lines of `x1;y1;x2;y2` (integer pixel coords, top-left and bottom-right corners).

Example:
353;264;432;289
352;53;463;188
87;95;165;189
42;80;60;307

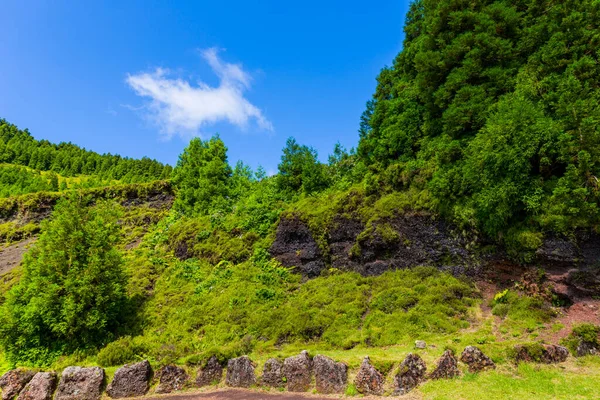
0;195;128;366
561;324;600;355
96;336;145;367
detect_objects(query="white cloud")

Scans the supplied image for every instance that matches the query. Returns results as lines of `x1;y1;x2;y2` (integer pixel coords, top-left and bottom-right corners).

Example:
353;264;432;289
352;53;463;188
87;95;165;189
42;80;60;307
126;48;272;138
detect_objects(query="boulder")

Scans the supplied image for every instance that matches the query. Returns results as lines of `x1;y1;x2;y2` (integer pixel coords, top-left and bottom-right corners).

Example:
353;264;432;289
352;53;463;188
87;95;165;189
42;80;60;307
0;370;36;400
415;340;427;349
429;350;460;380
106;360;152;398
260;359;284;388
577;341;599;357
196;356;223;387
16;372;57;400
460;346;495;373
354;356;384;396
55;367;104;400
225;356;256;388
154;366;188;394
394;353;426;395
313;355;347;394
283;350;312;392
542;345;569;363
514;344;569;364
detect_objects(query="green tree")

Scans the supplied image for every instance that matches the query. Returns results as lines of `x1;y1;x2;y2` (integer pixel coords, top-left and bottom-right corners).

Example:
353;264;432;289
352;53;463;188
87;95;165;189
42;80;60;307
277;137;330;195
172;136;232;215
0;195;127;365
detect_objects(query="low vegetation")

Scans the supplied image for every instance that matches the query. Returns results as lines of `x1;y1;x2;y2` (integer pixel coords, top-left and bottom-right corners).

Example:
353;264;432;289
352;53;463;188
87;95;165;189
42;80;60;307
0;0;600;398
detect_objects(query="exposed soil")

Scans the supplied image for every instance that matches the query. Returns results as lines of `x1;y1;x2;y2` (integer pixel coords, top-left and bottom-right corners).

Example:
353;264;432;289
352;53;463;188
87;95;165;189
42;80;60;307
143;388;418;400
0;237;36;275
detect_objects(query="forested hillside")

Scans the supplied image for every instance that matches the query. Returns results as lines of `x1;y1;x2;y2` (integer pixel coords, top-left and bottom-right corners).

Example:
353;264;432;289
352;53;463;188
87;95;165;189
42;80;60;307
0;120;172;184
0;1;600;398
358;0;600;254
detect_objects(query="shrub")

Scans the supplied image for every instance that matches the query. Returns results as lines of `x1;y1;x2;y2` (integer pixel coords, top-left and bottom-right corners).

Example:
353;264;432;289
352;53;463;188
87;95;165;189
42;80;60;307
0;195;128;365
561;324;600;355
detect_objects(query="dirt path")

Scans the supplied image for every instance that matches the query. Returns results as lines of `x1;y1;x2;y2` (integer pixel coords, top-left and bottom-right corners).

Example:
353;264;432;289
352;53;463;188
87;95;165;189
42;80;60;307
143;389;416;400
0;237;36;275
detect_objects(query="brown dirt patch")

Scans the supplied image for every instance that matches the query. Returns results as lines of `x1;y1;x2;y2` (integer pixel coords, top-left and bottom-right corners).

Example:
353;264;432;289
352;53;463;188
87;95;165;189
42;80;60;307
0;237;36;275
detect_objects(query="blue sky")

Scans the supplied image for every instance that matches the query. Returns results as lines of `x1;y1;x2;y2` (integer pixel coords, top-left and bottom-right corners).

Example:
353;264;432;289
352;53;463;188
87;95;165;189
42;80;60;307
1;1;409;172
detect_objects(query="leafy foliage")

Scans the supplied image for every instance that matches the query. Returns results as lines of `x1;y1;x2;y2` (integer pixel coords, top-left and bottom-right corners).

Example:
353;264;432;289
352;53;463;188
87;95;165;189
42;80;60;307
0;195;128;365
358;0;600;242
172;136;232;216
277;137;330;196
0;119;171;183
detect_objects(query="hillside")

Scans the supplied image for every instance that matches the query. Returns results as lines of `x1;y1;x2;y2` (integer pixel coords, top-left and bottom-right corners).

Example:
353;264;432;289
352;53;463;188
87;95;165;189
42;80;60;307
1;1;600;399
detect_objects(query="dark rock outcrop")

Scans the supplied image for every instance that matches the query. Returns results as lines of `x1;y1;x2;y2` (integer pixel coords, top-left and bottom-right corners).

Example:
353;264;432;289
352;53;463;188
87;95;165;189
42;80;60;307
154;366;188;394
429;350;460;380
55;367;104;400
16;372;57;400
260;359;284;388
354;356;384;396
460;346;495;373
269;216;325;278
225;356;256;388
514;344;569;364
271;213;475;279
0;370;36;400
106;360;152;398
542;345;570;363
577;341;599;357
313;355;347;394
332;215;472;276
196;356;223;387
283;350;312;392
394;353;426;395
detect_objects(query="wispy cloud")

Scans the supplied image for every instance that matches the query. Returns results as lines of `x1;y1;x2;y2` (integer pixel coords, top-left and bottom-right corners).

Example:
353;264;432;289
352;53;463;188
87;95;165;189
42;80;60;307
126;48;272;139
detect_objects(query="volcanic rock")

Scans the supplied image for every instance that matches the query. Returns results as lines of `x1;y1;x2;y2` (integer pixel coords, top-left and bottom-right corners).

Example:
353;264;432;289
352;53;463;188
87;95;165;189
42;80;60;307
313;355;347;394
354;356;384;396
394;353;426;395
154;366;188;394
260;359;284;388
16;372;57;400
225;356;256;388
283;350;312;392
0;370;35;400
106;360;152;398
460;346;495;373
55;367;104;400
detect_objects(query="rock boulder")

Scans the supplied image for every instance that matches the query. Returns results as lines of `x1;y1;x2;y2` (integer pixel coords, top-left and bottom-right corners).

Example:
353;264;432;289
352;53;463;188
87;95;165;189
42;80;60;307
106;360;152;398
55;367;104;400
429;350;460;380
460;346;495;373
196;356;223;387
313;355;347;394
514;344;569;364
354;356;384;396
260;359;284;388
577;341;599;357
16;372;57;400
154;366;188;394
225;356;256;388
283;350;312;392
394;353;426;395
0;370;36;400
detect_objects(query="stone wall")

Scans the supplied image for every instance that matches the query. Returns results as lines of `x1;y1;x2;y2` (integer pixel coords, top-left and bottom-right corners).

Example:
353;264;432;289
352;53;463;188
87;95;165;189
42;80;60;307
0;344;572;399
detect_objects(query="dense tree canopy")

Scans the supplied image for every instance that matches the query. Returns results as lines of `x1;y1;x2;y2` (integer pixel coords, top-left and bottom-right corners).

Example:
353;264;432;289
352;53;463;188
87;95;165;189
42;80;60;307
358;0;600;239
172;136;232;215
0;119;172;183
